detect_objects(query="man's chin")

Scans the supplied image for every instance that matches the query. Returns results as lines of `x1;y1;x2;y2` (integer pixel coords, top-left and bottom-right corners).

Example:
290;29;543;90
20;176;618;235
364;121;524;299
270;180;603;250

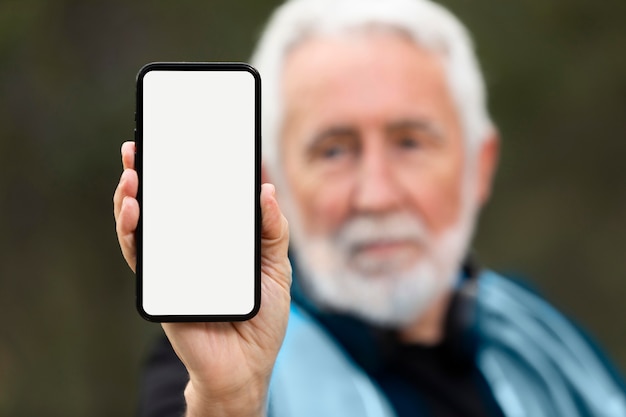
298;262;453;328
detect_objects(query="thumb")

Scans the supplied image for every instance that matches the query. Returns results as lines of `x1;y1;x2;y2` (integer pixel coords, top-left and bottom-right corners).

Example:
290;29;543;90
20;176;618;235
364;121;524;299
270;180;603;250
260;183;291;284
260;183;288;243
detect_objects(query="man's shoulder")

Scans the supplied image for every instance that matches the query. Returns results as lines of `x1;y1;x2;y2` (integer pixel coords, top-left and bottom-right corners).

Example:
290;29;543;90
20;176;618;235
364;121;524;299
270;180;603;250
474;269;583;325
474;269;619;370
473;270;626;417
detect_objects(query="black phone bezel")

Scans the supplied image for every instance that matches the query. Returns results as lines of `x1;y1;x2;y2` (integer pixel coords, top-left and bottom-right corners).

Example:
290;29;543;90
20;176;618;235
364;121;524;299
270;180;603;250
135;62;262;322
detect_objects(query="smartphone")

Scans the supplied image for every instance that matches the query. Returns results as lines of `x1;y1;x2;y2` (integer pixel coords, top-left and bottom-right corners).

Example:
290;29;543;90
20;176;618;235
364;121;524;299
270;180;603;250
135;62;261;322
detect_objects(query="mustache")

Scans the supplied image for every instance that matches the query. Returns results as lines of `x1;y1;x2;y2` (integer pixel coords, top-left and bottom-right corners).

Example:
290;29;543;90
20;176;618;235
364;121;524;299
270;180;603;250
335;212;429;250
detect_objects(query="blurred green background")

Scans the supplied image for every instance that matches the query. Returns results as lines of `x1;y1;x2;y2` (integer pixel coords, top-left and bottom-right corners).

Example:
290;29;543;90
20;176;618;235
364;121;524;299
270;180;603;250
0;0;624;415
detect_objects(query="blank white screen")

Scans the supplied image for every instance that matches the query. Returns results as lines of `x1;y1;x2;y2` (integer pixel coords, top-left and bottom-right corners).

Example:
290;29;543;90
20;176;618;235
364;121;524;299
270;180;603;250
141;68;256;317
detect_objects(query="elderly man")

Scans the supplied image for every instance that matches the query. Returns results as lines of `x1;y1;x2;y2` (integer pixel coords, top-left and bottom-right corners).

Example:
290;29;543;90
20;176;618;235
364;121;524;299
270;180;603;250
114;0;626;416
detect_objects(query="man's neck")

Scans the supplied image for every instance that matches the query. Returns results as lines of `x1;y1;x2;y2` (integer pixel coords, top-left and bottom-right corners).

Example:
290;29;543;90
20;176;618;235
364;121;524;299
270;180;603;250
398;291;453;346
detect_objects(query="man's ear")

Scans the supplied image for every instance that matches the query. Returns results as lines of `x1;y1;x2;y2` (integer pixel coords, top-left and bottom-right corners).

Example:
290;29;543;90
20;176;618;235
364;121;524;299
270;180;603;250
476;130;500;207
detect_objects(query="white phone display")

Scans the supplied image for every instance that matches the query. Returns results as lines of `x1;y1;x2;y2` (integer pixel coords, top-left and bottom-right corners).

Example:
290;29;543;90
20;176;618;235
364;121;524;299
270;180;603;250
136;63;260;322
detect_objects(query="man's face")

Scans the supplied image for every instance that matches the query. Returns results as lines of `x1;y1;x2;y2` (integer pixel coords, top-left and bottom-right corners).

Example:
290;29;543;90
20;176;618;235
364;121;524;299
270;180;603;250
278;31;483;326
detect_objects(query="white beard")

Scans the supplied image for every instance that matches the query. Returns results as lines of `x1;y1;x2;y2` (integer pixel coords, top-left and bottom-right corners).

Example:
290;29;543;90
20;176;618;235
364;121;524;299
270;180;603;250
283;187;479;328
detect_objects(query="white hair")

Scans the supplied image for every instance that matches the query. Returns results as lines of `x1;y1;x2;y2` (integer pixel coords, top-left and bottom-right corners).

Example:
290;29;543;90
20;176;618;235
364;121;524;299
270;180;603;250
251;0;494;178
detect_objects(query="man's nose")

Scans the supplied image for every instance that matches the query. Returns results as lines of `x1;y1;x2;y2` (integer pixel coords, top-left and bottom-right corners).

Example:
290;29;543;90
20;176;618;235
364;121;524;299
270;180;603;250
353;146;403;214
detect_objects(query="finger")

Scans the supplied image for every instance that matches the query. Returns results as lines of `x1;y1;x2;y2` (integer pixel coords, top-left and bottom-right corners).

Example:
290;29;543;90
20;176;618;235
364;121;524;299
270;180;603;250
260;183;288;243
121;141;136;170
260;183;291;286
113;168;138;221
116;196;140;272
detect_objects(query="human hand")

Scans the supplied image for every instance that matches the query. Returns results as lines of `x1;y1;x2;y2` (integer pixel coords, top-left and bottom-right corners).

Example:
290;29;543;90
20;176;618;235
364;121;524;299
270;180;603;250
113;141;292;417
113;141;139;271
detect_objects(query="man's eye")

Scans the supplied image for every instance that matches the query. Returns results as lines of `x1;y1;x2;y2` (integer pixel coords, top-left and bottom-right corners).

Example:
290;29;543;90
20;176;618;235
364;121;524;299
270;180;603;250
397;137;420;149
322;146;347;159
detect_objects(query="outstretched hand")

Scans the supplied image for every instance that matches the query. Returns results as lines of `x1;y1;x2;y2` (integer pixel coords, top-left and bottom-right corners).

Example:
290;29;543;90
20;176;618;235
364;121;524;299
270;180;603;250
113;141;291;417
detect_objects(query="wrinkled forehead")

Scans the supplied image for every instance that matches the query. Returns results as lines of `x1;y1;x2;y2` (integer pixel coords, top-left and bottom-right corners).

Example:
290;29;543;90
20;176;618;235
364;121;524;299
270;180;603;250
279;29;454;135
